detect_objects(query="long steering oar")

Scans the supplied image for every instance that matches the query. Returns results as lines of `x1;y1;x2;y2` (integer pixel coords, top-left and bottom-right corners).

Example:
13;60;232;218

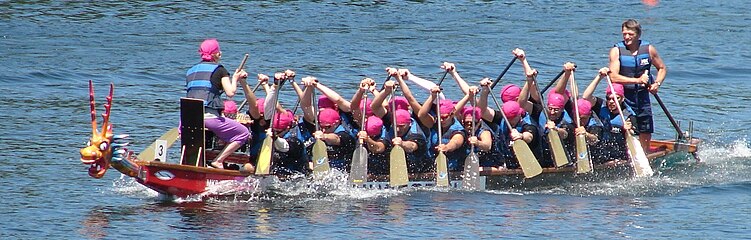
461;94;481;190
606;76;654;177
650;85;701;161
311;88;331;176
434;71;450;187
532;75;569;168
349;91;370;187
570;71;593;174
255;78;286;175
488;87;542;178
389;84;409;187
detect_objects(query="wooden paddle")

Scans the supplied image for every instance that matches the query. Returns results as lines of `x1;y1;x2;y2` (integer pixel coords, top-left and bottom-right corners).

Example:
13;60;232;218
489;88;542;178
532;75;569;167
461;94;480;190
137;127;180;161
431;70;450;187
606;76;654;177
311;88;331;176
349;91;369;186
255;78;286;175
389;84;409;187
569;71;593;174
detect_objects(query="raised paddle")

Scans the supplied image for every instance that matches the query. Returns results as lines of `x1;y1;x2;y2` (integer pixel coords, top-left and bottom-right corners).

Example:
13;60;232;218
349;91;369;187
569;71;593;174
606;76;654;177
461;93;481;190
540;70;565;94
255;78;286;175
434;70;450;187
490;57;518;89
488;87;542;178
532;75;569;168
311;88;331;176
389;83;409;187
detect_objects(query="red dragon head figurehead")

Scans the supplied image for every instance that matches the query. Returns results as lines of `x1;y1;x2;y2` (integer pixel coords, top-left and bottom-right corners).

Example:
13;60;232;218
79;80;115;178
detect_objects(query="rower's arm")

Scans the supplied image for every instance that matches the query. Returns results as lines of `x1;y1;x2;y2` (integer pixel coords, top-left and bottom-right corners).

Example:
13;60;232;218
317;82;352;112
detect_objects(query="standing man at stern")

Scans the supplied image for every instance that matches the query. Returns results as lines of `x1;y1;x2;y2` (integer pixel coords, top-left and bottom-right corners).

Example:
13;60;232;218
608;19;667;152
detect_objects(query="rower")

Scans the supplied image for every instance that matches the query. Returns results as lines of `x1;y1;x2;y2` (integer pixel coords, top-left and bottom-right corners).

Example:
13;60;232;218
419;87;466;172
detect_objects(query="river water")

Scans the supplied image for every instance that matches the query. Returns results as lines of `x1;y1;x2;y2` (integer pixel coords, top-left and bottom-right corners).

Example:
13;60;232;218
2;1;750;239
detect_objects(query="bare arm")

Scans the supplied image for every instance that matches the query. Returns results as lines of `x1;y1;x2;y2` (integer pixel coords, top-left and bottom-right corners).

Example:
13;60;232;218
476;130;493;152
554;62;576;96
417;89;438;128
477;81;497;122
371;80;394;118
317;82;352;112
648;45;668;93
582;67;609;106
442;62;469;95
300;77;316;124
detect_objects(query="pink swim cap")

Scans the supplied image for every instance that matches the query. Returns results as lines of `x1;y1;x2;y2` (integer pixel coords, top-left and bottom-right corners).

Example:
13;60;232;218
256;98;265;115
273;110;294;130
365;116;384;137
606;83;625;97
438;99;455;116
500;84;522;103
199;39;220;61
502;101;522;119
318;95;336;109
389;96;409;111
395;109;412;125
462;106;482;120
223;100;238;114
318;108;340;125
547;92;567;108
577;98;592;116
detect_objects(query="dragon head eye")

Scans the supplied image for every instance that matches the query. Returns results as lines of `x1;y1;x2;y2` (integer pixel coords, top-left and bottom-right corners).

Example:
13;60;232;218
87;141;92;147
99;141;109;151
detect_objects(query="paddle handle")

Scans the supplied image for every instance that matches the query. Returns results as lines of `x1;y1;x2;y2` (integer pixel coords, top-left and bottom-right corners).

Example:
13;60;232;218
236;53;249;72
490;57;517;89
569;71;582;127
540;70;565;94
436;70;449;87
605;76;629;128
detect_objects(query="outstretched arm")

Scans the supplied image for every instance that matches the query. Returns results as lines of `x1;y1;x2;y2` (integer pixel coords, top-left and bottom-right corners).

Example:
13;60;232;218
477;78;497;122
300;76;317;124
317;81;352;112
405;72;446;100
553;62;576;96
582;67;609;106
442;62;469;95
648;45;668;93
417;87;439;128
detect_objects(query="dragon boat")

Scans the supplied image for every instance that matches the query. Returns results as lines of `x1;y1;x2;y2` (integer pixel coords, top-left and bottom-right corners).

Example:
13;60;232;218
79;82;700;198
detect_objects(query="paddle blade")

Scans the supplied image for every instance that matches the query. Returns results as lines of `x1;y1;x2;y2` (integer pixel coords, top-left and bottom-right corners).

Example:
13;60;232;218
626;134;654;177
435;152;449;187
575;134;592;174
547;131;569;167
255;137;273;175
137;127;180;161
349;146;368;187
312;139;331;175
512;140;542;178
461;152;480;190
389;146;409;187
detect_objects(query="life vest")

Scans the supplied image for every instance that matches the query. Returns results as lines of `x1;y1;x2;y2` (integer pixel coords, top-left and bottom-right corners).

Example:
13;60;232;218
616;40;652;89
468;121;504;167
598;103;634;141
185;63;224;114
427;118;465;170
